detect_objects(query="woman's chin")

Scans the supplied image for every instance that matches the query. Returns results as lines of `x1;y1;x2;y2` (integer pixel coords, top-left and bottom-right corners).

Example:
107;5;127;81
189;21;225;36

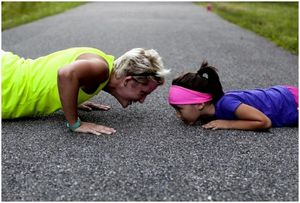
121;102;129;108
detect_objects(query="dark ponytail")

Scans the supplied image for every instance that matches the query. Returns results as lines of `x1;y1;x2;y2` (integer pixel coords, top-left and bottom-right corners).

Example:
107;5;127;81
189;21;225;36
172;60;224;102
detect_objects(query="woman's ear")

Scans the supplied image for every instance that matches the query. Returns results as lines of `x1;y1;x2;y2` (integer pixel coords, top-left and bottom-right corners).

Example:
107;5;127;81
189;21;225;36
123;76;133;86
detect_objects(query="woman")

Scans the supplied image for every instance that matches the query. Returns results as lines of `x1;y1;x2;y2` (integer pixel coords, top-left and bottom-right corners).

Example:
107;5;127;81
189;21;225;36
2;47;170;135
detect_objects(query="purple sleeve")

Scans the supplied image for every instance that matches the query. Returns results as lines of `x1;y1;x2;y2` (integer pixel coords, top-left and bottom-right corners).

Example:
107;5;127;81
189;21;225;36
216;95;243;120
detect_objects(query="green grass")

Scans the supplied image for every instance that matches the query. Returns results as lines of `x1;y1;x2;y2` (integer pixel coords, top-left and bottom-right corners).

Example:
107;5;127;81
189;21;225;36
2;2;84;30
197;2;298;54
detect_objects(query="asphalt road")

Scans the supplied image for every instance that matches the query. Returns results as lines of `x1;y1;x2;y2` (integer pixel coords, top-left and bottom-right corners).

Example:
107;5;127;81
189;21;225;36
2;2;298;201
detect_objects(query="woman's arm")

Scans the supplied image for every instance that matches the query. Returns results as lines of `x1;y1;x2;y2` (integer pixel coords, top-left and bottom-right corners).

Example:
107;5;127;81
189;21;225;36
202;103;272;130
57;57;116;135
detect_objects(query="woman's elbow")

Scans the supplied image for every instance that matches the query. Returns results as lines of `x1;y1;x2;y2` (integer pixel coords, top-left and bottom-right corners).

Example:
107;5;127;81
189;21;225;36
58;68;69;80
58;68;75;84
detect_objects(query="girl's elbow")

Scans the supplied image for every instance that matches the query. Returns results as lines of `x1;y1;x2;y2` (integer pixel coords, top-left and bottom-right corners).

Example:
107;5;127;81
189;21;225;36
260;117;272;129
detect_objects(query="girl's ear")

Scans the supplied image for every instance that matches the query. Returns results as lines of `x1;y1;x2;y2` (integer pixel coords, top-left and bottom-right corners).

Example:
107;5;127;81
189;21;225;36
196;103;205;111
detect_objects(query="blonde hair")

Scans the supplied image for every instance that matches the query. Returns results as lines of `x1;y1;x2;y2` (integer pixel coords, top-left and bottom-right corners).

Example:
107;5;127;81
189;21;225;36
113;48;170;85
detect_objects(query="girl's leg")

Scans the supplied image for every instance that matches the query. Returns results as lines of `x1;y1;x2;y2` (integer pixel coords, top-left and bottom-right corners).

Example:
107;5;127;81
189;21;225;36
285;85;298;108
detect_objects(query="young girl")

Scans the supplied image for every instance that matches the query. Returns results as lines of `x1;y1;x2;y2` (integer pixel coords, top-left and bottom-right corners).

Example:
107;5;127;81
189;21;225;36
168;61;298;131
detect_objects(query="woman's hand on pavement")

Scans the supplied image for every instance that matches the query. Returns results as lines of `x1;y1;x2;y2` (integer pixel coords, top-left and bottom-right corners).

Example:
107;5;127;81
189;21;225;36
74;121;116;135
78;101;111;111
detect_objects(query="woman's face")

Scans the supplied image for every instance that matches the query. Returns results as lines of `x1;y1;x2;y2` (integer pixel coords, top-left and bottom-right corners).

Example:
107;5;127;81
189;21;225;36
172;104;202;125
117;77;158;108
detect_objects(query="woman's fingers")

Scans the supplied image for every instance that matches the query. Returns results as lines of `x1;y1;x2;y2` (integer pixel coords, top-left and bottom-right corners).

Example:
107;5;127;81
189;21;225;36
90;130;101;136
78;104;92;111
92;104;111;111
94;125;116;134
78;102;111;111
75;122;116;135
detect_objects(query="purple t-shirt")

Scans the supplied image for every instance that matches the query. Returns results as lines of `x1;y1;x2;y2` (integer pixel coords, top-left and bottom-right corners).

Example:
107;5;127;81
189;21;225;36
215;85;298;127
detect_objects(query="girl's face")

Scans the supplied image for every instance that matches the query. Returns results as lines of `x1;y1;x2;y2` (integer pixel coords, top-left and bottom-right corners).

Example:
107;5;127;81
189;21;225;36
172;104;203;125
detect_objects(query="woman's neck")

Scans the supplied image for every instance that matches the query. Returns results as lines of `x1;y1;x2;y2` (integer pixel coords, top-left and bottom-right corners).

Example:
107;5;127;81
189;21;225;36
103;71;118;94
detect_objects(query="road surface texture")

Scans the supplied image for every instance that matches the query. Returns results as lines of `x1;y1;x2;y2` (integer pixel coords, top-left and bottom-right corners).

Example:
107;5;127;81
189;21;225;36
2;2;298;201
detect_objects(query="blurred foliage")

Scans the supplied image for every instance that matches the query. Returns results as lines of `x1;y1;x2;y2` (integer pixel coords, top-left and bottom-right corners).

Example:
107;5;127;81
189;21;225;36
2;2;84;30
198;2;298;54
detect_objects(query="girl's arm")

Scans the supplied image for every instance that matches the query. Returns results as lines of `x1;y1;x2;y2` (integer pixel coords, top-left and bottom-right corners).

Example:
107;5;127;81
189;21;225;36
202;103;272;131
57;57;116;135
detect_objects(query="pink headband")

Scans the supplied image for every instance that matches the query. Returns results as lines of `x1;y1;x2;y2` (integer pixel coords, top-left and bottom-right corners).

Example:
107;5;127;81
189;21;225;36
168;85;213;105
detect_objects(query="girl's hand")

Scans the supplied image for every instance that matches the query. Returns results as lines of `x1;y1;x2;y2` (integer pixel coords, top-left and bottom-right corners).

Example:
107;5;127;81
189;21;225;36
74;121;116;135
78;101;111;111
202;103;272;131
202;120;229;130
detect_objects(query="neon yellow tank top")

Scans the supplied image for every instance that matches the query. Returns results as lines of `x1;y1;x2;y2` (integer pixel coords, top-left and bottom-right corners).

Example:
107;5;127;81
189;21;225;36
2;47;115;119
